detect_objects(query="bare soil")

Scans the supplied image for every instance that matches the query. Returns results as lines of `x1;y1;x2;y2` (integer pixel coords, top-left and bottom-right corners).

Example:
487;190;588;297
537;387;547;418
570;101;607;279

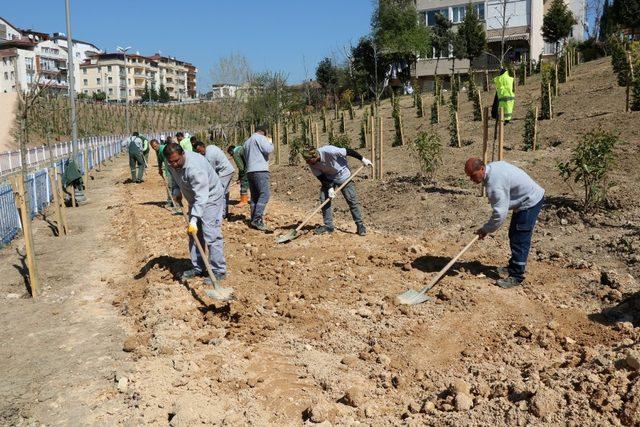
1;57;639;426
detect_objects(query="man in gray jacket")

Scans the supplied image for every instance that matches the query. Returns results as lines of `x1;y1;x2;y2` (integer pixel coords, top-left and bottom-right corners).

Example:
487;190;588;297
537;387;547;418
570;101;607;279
243;124;273;231
193;140;235;218
165;143;227;283
465;157;545;288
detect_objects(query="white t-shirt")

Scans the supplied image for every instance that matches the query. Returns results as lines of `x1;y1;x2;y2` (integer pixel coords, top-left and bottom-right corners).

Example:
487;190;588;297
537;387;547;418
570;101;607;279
308;145;350;184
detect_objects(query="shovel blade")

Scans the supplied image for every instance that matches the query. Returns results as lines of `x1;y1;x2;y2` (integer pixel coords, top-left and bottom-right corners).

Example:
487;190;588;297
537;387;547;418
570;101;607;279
206;285;235;302
275;230;298;244
395;289;433;305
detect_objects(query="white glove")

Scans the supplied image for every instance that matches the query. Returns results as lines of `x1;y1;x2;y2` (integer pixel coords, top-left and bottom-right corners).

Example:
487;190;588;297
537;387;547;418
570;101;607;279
328;188;336;199
362;158;372;167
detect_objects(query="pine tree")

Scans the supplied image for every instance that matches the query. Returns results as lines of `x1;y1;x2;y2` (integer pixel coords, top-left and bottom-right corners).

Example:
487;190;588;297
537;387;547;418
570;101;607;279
540;76;552;120
448;101;459;147
472;88;482;121
523;105;537;150
631;75;640;111
542;0;577;63
518;62;527;85
450;75;459;111
416;93;424;117
430;99;439;124
360;120;367;148
467;76;477;101
340;112;346;133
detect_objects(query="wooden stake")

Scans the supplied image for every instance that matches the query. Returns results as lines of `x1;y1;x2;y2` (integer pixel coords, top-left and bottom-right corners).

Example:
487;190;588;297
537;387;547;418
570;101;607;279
498;107;504;160
377;116;384;179
481;106;489;197
455;111;461;148
478;90;484;122
315;122;320;148
10;175;40;296
554;63;559;97
626;52;634;113
398;113;405;146
369;116;376;179
48;169;65;236
274;122;281;165
484;70;489;91
533;106;538;151
548;82;553;119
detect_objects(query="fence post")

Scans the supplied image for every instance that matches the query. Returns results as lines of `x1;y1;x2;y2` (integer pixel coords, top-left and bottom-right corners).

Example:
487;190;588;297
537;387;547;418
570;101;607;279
10;175;40;297
48;168;65;236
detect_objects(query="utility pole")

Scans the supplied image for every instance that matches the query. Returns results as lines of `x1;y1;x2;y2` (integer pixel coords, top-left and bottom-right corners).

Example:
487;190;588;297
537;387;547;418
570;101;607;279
117;46;131;135
64;0;79;163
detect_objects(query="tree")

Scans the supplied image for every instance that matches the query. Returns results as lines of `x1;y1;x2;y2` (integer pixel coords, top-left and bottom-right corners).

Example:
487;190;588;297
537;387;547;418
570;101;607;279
451;32;467;75
432;13;453;75
371;0;431;84
350;37;393;105
613;0;640;30
141;82;151;102
316;57;339;103
542;0;578;61
209;53;252;133
150;85;159;102
457;2;487;69
158;84;170;103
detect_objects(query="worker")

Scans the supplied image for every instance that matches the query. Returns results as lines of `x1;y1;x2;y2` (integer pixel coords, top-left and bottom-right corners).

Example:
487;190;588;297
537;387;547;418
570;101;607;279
464;157;545;288
165;142;227;283
492;68;515;123
175;132;193;152
243;124;273;231
141;134;150;168
150;138;176;210
302;146;371;236
127;131;146;183
193;140;235;218
227;144;249;208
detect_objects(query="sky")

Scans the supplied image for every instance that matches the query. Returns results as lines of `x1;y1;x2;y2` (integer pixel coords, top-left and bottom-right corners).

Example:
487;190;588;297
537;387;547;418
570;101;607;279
3;0;376;92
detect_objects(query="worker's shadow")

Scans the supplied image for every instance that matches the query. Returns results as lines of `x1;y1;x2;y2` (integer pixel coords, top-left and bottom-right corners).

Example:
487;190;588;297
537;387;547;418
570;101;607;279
12;248;34;296
139;201;170;209
411;255;497;279
134;255;233;314
588;292;640;328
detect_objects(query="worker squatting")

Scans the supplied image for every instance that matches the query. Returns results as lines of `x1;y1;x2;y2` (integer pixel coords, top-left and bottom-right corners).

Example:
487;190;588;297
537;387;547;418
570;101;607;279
126;120;544;292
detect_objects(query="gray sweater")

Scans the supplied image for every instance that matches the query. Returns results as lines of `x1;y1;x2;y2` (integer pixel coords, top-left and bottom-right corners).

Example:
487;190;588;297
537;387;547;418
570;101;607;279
243;133;273;173
169;151;224;219
482;161;545;234
204;145;235;177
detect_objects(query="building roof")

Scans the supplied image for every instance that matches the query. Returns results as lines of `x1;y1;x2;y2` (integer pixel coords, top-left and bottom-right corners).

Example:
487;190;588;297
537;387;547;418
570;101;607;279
50;34;101;51
487;26;530;42
0;38;37;50
0;16;22;34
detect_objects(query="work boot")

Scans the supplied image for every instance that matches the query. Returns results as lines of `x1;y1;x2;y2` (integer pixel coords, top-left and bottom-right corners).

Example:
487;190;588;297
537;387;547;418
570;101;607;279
237;194;249;208
204;273;226;286
496;266;509;279
180;268;203;281
314;225;334;235
356;223;367;236
496;276;523;289
250;219;268;232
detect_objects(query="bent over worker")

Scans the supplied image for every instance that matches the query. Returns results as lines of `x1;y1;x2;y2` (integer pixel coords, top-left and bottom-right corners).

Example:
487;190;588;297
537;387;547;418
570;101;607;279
193;140;235;218
227;144;249;208
302;145;372;236
492;68;515;123
465;158;545;288
127;132;145;183
165;143;227;283
243;124;273;231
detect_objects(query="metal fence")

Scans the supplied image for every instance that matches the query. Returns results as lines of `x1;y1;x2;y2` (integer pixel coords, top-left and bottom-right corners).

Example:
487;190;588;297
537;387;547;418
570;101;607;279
0;133;139;246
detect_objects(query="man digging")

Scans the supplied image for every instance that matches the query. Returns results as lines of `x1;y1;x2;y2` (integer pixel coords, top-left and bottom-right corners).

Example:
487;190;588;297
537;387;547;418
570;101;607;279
227;144;249;208
302;145;372;236
243;124;273;231
193;140;235;218
465;157;545;288
127;132;146;183
165;142;227;285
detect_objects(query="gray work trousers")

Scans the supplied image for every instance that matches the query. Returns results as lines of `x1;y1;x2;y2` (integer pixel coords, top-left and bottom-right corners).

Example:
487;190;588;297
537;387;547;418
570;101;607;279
189;198;226;276
219;172;233;218
320;180;363;228
247;171;270;222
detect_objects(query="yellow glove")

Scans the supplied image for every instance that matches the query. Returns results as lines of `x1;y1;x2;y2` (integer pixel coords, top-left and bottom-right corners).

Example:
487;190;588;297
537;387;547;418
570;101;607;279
187;218;198;235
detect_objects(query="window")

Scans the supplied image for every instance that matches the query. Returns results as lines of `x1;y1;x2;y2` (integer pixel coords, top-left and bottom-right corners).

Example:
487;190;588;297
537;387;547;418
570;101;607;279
97;78;101;84
426;9;448;26
83;68;87;74
475;3;485;20
25;58;33;70
108;88;113;94
452;6;466;23
83;78;88;85
108;77;112;83
3;72;7;79
107;65;112;72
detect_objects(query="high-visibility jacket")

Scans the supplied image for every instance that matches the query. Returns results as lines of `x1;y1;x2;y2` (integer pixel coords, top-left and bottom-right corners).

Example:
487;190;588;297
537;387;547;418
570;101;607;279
493;71;515;121
179;136;193;152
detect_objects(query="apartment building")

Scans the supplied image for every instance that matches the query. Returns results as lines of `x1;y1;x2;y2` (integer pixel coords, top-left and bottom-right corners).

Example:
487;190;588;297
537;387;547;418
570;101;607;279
0;38;36;93
414;0;585;82
148;54;189;101
50;33;102;92
185;63;197;98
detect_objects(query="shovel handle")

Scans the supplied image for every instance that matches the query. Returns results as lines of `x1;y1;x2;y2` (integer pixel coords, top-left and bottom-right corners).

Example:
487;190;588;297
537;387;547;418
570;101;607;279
295;165;366;233
417;235;480;294
180;201;219;288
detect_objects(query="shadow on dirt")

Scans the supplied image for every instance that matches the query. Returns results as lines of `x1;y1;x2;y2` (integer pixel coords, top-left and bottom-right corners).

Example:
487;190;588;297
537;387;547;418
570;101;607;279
134;255;191;280
139;201;170;209
12;248;33;296
588;292;640;328
411;255;497;278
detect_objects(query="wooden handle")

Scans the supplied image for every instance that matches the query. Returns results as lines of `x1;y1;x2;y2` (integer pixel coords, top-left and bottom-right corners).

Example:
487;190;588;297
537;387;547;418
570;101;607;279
295;165;366;232
181;203;217;284
418;235;480;293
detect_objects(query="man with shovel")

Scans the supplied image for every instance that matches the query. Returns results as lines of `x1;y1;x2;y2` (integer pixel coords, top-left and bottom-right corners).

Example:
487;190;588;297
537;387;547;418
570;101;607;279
193;140;235;218
302;146;372;236
127;132;146;183
164;142;227;284
243;124;273;231
465;157;545;288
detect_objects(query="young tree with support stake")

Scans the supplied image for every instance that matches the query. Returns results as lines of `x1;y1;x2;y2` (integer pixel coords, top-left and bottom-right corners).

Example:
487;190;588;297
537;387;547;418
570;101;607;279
542;0;577;66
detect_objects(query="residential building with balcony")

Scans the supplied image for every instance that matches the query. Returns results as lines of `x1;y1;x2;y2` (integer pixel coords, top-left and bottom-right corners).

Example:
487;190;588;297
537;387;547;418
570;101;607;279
0;38;36;93
148;54;189;101
414;0;585;84
50;33;102;92
34;40;70;92
185;63;197;98
0;16;22;41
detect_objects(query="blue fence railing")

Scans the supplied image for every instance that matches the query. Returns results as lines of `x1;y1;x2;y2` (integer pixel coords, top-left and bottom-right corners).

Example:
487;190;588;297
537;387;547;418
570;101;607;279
0;133;136;246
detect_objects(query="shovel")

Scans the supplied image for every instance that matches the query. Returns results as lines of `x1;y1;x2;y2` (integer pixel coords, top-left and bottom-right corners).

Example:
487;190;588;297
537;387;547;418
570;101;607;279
396;235;479;305
276;165;366;244
180;207;234;302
